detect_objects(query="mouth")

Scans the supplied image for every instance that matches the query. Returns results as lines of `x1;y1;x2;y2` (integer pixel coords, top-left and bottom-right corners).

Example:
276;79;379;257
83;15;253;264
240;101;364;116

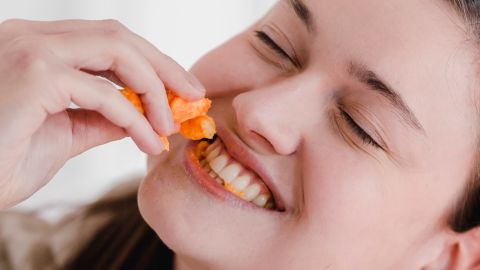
184;130;285;212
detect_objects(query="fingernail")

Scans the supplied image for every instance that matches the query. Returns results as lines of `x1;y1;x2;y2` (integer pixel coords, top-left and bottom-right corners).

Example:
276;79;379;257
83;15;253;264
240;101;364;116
159;136;170;152
156;136;166;153
149;132;165;154
185;72;205;93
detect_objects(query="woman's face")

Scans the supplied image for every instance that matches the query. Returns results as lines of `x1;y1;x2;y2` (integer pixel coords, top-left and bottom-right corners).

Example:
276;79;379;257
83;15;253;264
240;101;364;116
139;0;478;269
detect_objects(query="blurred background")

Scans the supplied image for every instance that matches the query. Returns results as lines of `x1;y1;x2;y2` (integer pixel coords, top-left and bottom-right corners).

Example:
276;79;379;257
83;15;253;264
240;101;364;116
0;0;276;220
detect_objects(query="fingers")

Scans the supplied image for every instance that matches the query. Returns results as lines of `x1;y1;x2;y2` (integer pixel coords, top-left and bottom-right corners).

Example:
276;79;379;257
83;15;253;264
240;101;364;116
56;67;166;155
84;70;125;87
66;109;127;157
8;19;206;101
1;19;201;154
112;26;207;101
45;30;175;136
125;34;206;101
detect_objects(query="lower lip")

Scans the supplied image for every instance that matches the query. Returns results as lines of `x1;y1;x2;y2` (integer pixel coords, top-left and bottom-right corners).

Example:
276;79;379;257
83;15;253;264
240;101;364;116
183;140;269;210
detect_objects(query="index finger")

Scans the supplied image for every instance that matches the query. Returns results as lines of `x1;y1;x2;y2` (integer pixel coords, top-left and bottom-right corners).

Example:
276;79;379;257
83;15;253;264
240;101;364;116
18;19;207;101
45;31;175;135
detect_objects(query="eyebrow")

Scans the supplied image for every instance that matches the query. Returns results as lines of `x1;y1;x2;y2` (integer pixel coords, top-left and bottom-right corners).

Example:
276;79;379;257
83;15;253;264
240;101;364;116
348;62;425;134
286;1;424;134
287;0;315;32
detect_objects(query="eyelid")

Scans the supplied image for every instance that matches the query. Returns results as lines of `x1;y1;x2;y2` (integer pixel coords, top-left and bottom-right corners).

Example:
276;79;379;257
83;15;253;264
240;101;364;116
257;24;302;69
255;31;292;61
337;103;389;151
340;109;381;148
331;109;367;151
251;34;294;73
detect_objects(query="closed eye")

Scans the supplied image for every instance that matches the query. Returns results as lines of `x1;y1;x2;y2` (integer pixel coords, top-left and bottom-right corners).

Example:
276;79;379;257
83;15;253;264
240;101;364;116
340;110;382;149
255;30;301;68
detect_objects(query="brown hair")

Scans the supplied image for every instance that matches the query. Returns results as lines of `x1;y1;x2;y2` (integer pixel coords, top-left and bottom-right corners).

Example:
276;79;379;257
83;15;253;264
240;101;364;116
446;0;480;233
62;2;480;268
61;184;172;269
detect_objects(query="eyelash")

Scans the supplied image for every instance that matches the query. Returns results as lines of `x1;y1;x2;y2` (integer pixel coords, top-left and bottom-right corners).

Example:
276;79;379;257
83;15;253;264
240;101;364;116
254;30;300;68
255;30;380;150
340;110;381;149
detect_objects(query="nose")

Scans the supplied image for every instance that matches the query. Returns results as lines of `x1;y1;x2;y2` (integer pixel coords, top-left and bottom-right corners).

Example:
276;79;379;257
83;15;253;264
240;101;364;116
232;83;313;156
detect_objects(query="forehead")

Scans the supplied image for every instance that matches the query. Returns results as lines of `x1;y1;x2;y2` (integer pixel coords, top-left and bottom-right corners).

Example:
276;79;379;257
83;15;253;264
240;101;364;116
269;0;479;168
284;1;475;130
296;0;470;72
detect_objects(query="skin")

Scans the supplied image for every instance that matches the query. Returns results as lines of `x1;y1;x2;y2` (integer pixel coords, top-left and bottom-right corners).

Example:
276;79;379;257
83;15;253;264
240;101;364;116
139;0;480;269
1;1;479;269
0;19;205;208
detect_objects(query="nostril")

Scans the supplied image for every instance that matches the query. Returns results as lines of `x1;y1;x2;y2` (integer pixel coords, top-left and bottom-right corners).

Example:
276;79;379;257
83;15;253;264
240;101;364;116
233;96;299;155
236;124;298;156
249;130;277;155
250;130;297;156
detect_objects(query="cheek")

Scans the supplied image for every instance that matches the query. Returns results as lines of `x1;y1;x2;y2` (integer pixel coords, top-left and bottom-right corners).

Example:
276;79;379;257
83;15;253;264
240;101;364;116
298;131;446;265
304;145;387;236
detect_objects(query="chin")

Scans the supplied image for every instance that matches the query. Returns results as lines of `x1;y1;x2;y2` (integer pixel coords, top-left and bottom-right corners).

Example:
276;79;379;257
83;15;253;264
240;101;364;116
137;134;285;269
138;136;208;257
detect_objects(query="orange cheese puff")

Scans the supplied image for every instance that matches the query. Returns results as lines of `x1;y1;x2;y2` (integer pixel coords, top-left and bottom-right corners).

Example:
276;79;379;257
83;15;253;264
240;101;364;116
194;141;210;159
179;115;216;140
120;87;216;150
120;87;170;151
167;90;176;103
121;87;144;114
169;94;212;123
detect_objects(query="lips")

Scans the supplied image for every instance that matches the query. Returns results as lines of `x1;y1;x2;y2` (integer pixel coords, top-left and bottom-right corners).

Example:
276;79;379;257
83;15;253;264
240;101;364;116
183;123;285;211
215;124;285;210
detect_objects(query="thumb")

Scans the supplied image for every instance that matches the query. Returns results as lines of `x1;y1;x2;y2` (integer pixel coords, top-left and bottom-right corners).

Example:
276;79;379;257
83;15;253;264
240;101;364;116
67;108;127;157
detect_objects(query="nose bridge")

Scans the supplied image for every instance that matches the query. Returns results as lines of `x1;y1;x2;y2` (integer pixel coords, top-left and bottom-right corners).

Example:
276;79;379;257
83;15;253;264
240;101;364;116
232;79;325;155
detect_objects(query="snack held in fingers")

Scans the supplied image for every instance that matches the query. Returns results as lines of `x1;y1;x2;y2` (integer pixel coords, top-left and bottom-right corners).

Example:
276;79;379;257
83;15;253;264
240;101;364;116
120;87;144;114
169;94;212;123
179;115;216;140
120;87;216;151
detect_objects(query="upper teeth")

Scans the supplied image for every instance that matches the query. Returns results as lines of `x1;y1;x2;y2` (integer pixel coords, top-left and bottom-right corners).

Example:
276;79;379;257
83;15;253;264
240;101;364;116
198;139;274;209
217;163;242;183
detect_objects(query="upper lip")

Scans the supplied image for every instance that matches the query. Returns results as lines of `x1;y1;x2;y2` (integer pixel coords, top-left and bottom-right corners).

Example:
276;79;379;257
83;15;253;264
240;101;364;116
215;123;286;211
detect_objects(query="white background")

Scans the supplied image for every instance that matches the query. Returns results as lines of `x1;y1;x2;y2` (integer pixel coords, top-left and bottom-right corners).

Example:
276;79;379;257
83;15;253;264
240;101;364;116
0;0;276;220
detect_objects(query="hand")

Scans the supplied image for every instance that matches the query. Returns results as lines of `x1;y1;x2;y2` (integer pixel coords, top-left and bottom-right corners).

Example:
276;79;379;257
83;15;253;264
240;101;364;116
0;19;205;208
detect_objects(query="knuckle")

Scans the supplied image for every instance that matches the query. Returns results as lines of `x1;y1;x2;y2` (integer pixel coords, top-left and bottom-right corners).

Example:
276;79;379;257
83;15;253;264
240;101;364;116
128;117;147;132
108;41;134;63
146;86;165;103
111;38;129;52
5;36;49;73
42;82;71;113
0;19;26;43
0;19;24;29
94;83;120;108
122;114;139;129
155;52;186;74
100;19;126;38
159;53;177;66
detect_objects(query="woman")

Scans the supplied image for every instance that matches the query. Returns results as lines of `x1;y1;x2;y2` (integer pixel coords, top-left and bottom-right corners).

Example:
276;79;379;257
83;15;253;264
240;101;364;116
1;0;480;269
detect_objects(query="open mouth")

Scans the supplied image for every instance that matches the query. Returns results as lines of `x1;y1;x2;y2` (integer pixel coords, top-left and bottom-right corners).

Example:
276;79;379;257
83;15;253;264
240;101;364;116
190;136;278;210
